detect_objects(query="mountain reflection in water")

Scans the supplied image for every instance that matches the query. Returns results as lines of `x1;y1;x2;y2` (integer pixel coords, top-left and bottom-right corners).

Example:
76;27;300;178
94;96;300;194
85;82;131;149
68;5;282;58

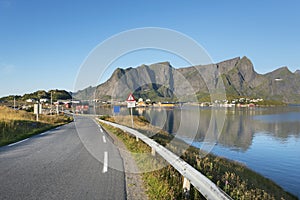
95;105;300;197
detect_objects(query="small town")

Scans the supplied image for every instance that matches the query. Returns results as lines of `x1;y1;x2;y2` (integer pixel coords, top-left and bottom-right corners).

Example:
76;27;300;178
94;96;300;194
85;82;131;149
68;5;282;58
92;97;267;108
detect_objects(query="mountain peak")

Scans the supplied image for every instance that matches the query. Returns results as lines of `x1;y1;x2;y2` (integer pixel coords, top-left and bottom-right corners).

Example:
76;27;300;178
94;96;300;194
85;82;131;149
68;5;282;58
149;61;171;67
273;66;292;74
240;56;252;65
74;56;300;103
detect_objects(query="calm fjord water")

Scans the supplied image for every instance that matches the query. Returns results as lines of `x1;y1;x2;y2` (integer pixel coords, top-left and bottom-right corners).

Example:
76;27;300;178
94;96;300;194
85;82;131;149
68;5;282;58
97;105;300;197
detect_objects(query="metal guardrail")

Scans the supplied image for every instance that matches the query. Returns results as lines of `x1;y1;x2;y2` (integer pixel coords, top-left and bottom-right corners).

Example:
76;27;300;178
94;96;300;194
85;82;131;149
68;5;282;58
97;119;232;200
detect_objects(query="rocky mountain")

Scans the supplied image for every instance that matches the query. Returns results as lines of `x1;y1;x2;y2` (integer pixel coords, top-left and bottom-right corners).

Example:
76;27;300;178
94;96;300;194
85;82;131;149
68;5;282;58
74;57;300;104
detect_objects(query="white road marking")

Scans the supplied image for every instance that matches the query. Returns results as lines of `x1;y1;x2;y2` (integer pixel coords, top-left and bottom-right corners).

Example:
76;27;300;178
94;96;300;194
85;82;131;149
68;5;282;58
8;138;29;147
93;119;103;132
103;135;106;143
102;151;108;173
40;131;51;136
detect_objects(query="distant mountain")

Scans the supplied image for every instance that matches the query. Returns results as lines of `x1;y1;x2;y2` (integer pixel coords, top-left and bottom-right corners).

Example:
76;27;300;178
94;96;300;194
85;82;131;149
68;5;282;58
0;89;72;102
73;57;300;104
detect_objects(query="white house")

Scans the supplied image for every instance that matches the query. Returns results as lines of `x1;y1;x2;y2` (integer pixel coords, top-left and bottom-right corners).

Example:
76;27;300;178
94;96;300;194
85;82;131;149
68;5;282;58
26;99;35;103
138;98;144;102
40;98;49;103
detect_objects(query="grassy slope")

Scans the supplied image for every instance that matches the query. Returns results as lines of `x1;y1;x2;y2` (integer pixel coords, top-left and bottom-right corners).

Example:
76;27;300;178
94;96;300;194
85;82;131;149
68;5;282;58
0;106;72;146
100;115;298;200
100;122;184;199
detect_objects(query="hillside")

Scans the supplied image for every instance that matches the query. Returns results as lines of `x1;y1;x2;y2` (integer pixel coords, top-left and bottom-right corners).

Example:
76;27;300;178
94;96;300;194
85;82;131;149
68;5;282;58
0;89;72;102
73;57;300;104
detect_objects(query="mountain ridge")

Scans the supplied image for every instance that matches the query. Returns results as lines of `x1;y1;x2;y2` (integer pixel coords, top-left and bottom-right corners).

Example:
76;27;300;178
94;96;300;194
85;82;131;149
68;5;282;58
74;56;300;104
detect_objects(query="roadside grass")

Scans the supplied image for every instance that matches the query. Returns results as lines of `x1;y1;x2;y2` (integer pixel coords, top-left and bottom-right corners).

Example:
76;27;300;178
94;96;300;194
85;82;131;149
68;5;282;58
0;106;72;146
183;147;297;200
99;115;298;200
100;122;185;199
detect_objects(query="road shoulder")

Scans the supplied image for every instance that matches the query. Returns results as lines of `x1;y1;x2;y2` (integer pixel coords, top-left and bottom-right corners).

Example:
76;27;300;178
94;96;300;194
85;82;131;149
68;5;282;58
104;126;149;200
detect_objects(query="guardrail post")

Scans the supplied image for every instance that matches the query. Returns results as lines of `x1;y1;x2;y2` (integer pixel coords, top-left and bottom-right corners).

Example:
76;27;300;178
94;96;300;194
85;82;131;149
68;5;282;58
183;177;191;199
151;147;156;156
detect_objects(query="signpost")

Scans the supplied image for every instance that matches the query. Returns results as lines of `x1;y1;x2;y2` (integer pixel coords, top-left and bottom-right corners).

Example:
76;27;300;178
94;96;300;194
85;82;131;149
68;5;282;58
126;93;136;128
34;102;42;121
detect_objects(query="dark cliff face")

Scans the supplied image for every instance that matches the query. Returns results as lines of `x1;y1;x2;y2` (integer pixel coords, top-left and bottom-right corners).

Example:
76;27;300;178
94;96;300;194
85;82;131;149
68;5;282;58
263;67;300;103
74;57;300;103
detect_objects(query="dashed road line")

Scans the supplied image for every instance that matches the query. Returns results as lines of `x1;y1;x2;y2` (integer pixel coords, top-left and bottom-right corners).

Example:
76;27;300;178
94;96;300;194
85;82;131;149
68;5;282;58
103;135;107;143
102;151;108;173
93;120;104;133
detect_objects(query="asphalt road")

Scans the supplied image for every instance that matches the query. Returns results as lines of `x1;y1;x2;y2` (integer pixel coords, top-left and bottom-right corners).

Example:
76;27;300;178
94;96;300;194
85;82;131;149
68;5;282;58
0;116;126;200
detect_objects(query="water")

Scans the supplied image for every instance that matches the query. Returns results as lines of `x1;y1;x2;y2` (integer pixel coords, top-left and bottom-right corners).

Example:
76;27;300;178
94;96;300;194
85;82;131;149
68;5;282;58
96;105;300;197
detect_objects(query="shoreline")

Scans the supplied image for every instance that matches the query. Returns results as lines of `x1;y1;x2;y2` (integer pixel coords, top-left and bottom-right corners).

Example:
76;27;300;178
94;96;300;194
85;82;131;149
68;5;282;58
100;115;298;199
95;102;291;109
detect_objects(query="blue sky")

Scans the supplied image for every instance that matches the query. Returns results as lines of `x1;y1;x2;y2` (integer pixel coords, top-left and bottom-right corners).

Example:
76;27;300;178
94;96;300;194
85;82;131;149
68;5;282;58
0;0;299;97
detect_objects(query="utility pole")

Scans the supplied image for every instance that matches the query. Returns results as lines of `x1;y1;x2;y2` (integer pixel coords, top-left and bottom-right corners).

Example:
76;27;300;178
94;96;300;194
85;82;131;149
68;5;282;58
36;101;39;121
51;91;53;115
13;96;16;110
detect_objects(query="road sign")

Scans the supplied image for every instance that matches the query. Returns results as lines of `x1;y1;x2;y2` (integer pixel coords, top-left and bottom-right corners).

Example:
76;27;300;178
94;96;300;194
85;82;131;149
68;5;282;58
126;93;136;108
126;93;136;127
113;105;120;113
127;101;136;108
126;93;136;102
34;104;42;114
